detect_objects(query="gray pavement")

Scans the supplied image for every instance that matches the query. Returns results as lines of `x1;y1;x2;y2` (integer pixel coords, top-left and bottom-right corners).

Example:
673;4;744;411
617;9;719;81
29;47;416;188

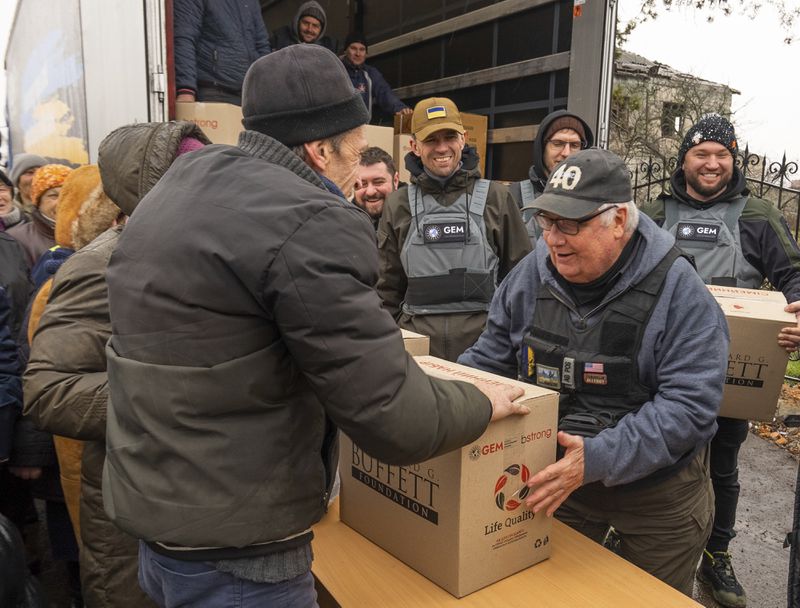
693;431;796;608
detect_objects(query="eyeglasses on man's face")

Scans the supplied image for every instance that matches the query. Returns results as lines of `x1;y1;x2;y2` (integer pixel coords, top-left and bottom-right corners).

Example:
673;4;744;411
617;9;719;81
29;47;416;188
535;205;618;236
546;139;587;151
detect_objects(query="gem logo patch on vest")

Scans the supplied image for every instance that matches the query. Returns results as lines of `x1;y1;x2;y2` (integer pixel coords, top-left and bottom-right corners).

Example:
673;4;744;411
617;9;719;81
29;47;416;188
426;105;447;119
676;222;720;242
423;221;467;243
536;364;561;390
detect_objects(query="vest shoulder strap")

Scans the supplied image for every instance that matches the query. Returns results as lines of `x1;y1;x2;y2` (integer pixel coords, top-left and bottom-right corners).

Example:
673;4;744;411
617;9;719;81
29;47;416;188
633;246;686;297
407;183;424;220
520;180;535;208
722;195;749;234
664;198;679;230
469;179;491;217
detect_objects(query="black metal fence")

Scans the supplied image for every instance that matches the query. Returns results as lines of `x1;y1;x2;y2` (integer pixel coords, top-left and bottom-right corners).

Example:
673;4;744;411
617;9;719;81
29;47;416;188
629;146;800;239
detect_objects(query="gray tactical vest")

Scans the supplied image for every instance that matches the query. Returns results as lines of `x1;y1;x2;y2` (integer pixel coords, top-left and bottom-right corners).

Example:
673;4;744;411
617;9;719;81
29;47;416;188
515;179;542;245
663;195;761;288
519;247;692;482
400;179;498;315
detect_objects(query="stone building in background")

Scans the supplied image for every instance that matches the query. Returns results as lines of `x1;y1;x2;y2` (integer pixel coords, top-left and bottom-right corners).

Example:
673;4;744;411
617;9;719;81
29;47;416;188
609;50;738;167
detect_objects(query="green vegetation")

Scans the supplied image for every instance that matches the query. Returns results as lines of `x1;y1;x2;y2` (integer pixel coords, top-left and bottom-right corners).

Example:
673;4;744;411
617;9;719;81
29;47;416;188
787;358;800;380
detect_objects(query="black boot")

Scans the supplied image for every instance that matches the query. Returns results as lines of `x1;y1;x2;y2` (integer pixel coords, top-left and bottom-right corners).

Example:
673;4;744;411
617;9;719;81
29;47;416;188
696;550;747;607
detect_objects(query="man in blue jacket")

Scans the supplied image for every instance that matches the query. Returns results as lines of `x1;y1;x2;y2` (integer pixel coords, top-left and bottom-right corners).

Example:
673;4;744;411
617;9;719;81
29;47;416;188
174;0;271;104
341;32;411;120
459;148;729;596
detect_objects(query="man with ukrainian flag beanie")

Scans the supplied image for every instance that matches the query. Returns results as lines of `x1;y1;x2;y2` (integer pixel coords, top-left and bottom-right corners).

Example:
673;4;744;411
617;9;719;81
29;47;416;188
377;97;531;361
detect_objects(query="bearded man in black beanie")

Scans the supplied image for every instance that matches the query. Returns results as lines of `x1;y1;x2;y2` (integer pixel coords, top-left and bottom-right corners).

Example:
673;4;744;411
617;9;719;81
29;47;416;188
101;44;527;607
642;113;800;608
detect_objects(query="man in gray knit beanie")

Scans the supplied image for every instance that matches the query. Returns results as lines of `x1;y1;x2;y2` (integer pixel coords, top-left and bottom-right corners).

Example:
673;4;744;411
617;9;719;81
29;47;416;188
104;43;526;608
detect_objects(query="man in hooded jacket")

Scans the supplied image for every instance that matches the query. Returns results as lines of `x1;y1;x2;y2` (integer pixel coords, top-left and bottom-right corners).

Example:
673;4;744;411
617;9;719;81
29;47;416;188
270;1;337;52
23;121;208;608
377;97;531;362
511;110;594;243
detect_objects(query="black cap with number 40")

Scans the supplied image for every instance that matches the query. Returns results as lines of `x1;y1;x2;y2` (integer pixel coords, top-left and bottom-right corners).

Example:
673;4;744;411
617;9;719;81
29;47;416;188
532;147;633;219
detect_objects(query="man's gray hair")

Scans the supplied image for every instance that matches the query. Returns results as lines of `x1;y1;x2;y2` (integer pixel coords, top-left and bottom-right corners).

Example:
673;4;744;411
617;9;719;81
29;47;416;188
598;201;638;234
290;129;353;162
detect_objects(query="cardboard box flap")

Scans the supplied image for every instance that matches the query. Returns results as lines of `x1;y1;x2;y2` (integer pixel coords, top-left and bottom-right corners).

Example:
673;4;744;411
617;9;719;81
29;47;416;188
708;286;795;323
415;356;556;405
402;329;430;356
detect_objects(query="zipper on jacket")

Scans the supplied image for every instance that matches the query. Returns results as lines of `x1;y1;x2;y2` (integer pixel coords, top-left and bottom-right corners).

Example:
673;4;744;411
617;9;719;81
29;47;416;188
547;283;634;330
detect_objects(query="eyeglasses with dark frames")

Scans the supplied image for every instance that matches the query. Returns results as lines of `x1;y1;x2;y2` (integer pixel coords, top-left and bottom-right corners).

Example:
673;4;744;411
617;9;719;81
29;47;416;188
534;205;618;236
546;139;588;151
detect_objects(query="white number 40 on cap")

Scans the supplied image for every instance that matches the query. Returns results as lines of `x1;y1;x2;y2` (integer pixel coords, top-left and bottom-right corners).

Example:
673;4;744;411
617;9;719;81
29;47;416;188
548;165;582;190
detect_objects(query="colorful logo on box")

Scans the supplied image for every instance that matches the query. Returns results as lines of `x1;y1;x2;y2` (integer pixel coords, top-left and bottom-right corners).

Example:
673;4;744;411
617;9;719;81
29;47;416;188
494;464;530;511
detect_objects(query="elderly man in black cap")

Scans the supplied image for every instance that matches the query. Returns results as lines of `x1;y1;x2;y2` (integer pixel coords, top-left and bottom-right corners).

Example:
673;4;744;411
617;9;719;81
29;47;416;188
460;147;729;596
642;113;800;608
102;45;526;607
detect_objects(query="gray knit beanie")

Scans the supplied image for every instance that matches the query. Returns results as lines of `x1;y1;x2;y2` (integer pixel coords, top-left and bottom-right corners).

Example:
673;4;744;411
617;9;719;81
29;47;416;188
10;153;47;186
241;45;369;147
300;3;325;29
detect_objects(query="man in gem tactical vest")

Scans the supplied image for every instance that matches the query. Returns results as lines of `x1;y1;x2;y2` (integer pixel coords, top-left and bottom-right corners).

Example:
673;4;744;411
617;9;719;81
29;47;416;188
377;97;531;361
641;114;800;608
460;147;730;596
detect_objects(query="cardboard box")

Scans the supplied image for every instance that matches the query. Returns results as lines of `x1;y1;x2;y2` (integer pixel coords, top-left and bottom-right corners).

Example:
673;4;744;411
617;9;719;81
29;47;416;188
401;329;430;356
393;112;488;182
175;101;243;145
364;125;394;159
709;286;794;420
339;356;558;597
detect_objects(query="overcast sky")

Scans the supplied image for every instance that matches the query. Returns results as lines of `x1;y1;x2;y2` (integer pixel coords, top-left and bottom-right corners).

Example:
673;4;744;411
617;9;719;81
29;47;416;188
618;0;800;163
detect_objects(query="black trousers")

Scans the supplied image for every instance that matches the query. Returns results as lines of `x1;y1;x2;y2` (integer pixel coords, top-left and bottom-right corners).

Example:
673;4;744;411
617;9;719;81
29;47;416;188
196;84;241;106
707;416;750;553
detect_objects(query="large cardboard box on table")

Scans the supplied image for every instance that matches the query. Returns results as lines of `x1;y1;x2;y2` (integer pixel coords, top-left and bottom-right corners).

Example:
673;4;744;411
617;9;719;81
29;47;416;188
339;356;558;597
393;112;488;183
175;101;243;144
401;329;429;356
709;285;794;420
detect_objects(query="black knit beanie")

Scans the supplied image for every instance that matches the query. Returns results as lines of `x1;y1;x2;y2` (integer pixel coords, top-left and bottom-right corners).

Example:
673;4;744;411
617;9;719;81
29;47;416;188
678;113;738;166
241;45;369;147
344;32;368;50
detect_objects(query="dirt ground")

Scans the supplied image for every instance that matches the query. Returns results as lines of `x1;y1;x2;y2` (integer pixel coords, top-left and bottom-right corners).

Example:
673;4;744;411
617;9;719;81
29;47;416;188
689;384;800;608
692;431;795;608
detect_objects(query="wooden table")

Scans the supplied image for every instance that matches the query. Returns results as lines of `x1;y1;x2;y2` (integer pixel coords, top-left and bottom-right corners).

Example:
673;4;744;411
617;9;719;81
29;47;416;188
311;499;701;607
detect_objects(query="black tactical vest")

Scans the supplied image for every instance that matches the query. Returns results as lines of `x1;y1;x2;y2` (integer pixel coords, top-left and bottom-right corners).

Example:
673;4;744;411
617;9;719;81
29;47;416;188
520;248;683;433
